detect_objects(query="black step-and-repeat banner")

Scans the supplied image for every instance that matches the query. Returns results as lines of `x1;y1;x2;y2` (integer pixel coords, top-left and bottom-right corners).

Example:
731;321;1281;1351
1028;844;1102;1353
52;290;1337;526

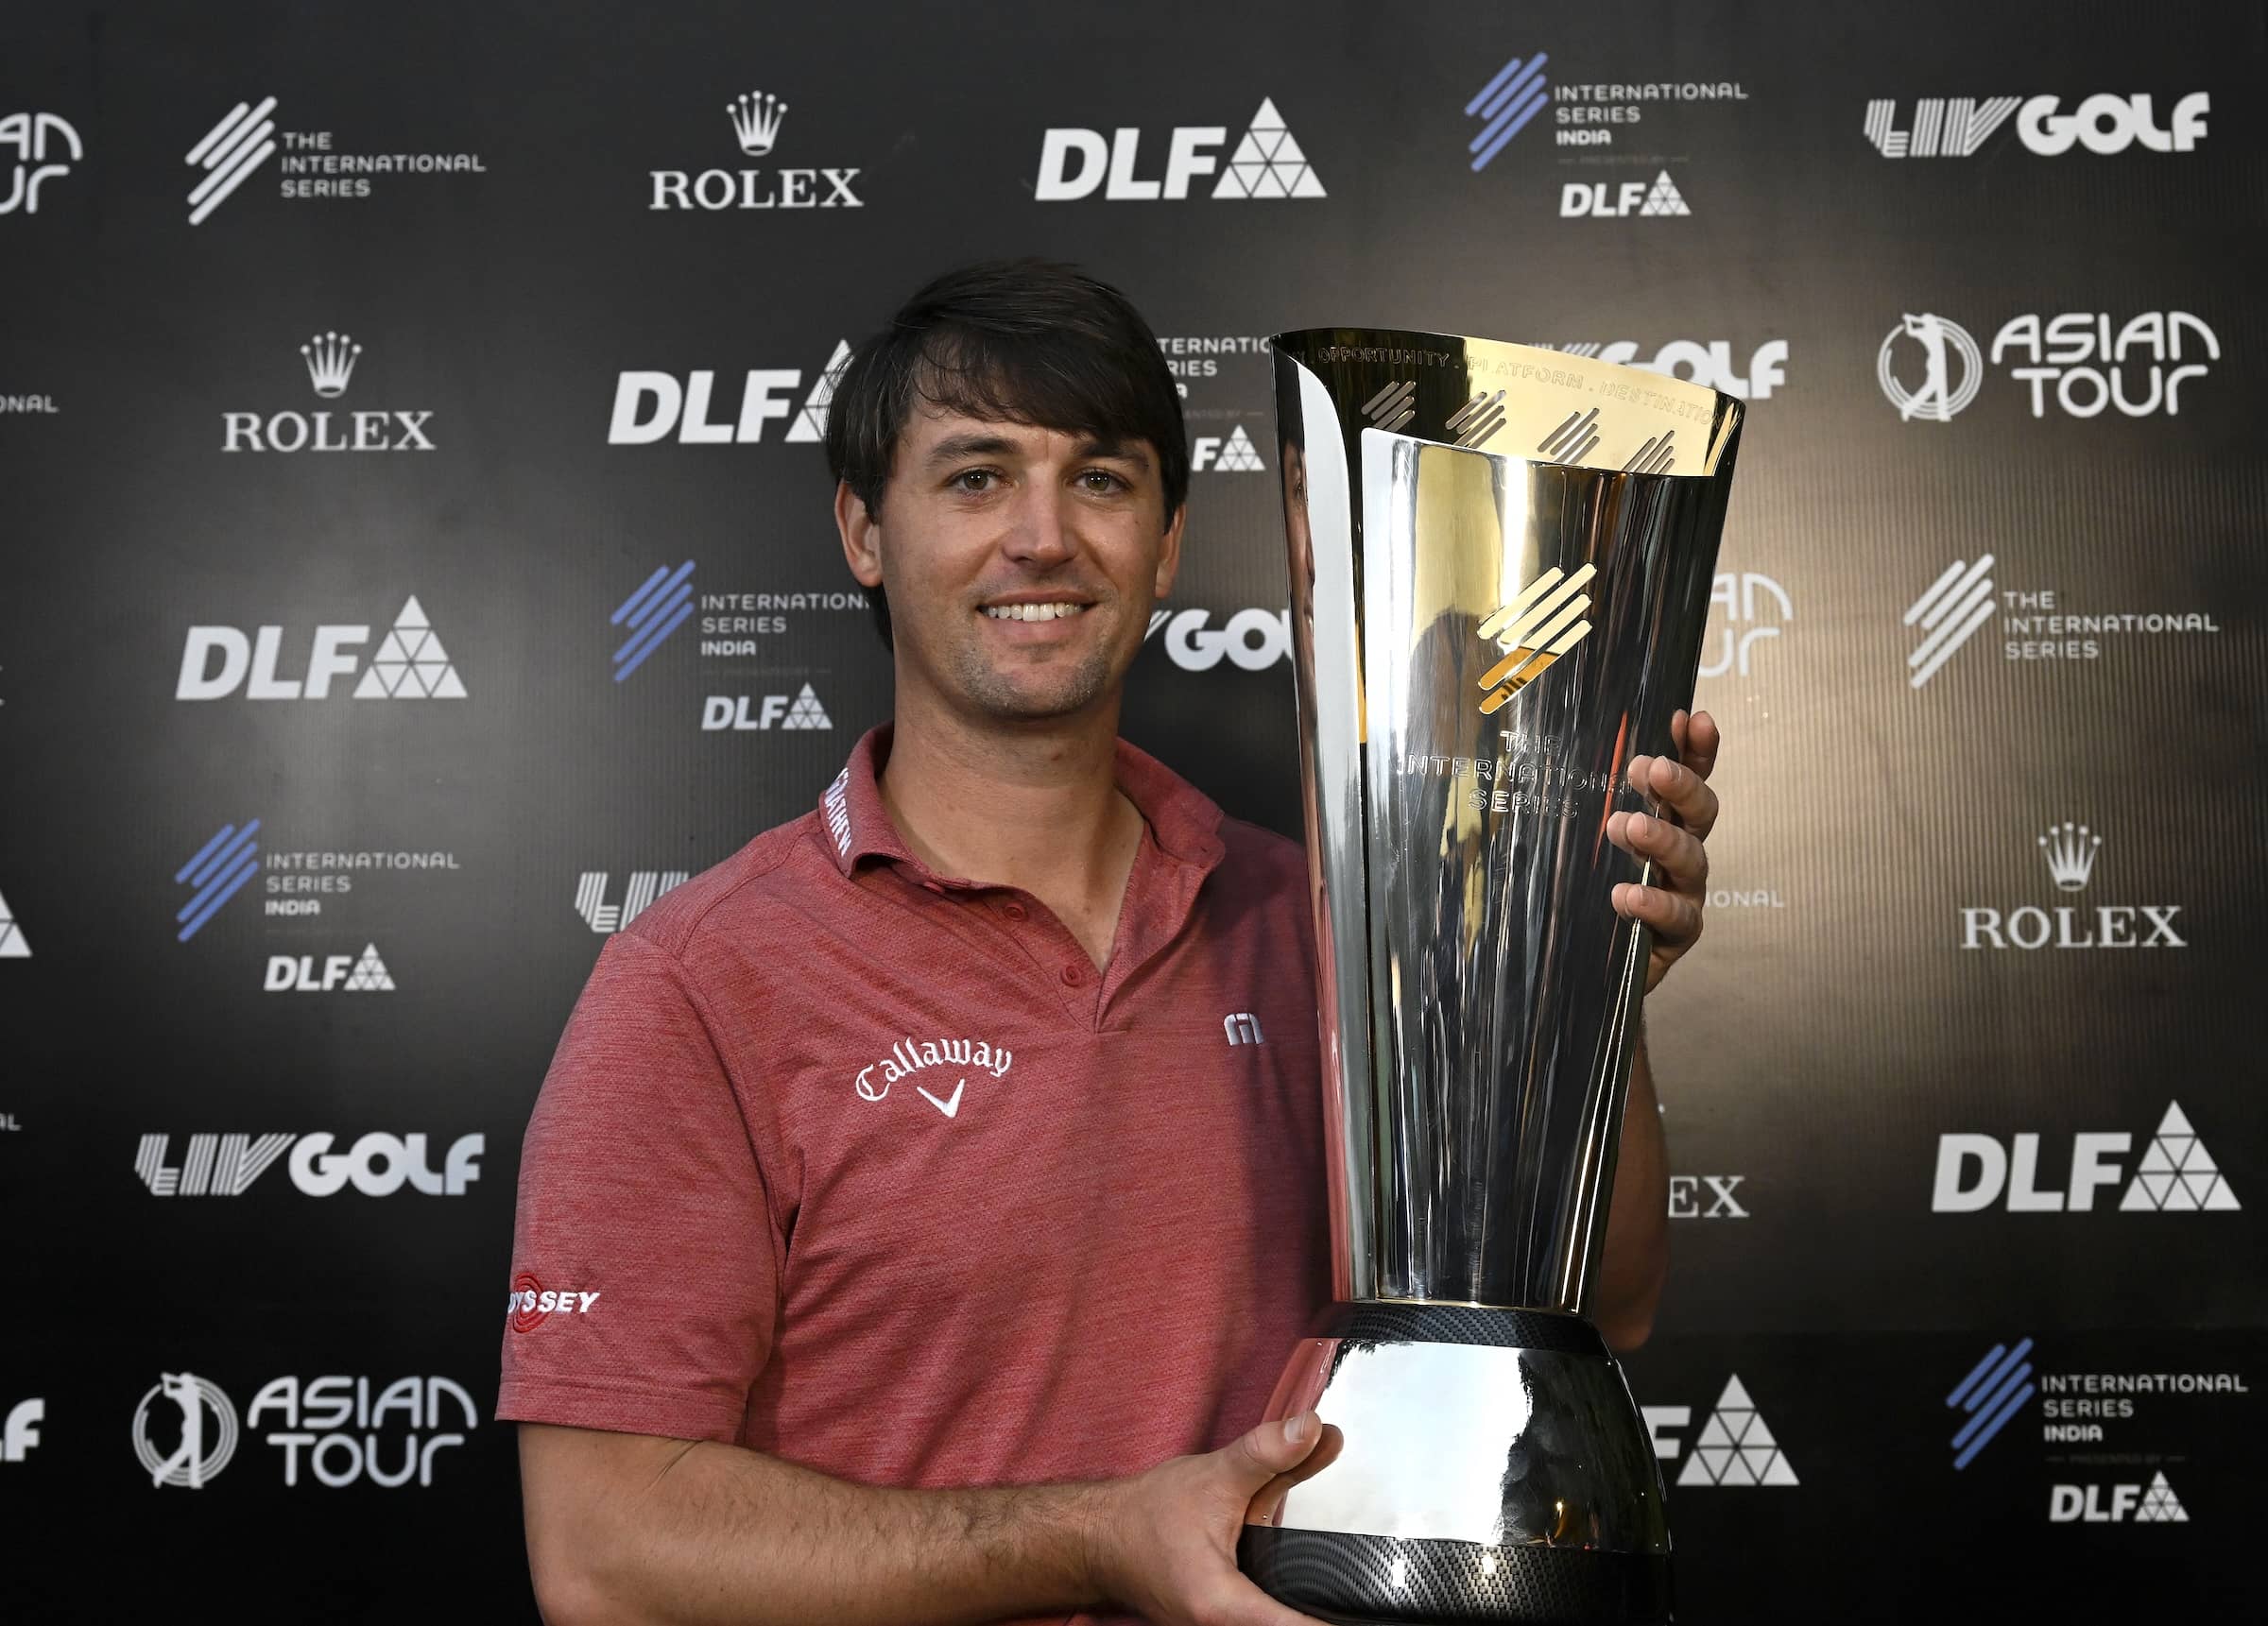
3;1;2261;1617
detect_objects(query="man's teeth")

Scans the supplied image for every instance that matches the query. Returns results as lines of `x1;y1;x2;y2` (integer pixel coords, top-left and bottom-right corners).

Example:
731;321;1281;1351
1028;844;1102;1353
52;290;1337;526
982;603;1090;622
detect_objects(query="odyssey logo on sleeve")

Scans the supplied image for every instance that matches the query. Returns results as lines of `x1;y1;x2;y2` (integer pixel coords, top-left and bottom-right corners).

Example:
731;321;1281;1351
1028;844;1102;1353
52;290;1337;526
507;1274;600;1330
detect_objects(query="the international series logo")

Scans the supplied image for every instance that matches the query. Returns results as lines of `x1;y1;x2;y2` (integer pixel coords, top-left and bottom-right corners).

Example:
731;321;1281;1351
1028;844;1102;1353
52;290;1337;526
175;821;263;943
612;562;697;680
1466;54;1550;171
1948;1337;2035;1469
1477;565;1596;713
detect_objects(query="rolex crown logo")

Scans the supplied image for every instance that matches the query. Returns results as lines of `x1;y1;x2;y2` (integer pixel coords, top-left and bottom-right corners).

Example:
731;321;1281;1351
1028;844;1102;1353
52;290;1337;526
1476;563;1596;713
2037;821;2101;891
300;332;362;399
729;90;788;157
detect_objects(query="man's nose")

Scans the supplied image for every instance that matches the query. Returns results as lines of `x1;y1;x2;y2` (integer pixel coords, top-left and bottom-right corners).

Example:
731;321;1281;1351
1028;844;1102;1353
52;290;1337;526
1000;482;1076;568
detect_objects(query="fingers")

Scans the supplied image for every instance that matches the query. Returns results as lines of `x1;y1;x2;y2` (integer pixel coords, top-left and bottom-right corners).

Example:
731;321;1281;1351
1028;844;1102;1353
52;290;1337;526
1612;880;1704;944
1221;1412;1323;1494
1198;1575;1333;1626
1605;810;1709;889
1684;710;1722;780
1245;1424;1345;1528
1624;752;1719;840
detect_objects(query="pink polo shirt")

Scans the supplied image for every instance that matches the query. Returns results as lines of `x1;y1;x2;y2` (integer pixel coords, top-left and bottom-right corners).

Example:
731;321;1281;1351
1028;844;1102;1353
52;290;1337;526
499;725;1332;1611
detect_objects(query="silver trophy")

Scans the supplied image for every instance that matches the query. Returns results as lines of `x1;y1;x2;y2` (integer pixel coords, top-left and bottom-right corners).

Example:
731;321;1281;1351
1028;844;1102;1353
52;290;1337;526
1239;330;1744;1624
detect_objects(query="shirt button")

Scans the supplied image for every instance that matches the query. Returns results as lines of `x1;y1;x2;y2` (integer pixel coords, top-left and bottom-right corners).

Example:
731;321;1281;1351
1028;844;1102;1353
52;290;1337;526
1059;962;1086;986
1003;901;1027;921
921;880;945;894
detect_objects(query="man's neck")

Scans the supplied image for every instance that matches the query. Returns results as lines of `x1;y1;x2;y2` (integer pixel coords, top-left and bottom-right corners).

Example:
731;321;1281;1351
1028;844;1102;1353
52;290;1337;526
877;686;1145;968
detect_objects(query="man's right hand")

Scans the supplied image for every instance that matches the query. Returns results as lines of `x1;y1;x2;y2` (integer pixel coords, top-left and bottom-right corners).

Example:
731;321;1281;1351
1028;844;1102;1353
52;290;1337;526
1085;1412;1333;1626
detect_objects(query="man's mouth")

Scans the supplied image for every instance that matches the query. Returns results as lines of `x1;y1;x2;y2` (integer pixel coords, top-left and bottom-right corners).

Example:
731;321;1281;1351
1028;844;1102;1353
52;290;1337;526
980;602;1092;622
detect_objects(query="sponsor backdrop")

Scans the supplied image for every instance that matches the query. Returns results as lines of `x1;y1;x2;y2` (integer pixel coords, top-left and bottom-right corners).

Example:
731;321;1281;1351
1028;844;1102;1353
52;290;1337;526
2;0;2261;1618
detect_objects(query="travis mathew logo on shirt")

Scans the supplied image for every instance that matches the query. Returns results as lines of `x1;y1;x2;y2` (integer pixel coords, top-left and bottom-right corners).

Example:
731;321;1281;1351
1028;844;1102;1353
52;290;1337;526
855;1036;1015;1118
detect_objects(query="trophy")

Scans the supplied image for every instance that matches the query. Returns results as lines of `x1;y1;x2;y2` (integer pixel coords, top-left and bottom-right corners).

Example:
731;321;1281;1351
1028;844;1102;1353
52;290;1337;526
1238;330;1744;1624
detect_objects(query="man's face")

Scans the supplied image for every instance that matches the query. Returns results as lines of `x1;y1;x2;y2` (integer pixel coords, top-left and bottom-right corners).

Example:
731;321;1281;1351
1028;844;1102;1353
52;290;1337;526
839;403;1183;723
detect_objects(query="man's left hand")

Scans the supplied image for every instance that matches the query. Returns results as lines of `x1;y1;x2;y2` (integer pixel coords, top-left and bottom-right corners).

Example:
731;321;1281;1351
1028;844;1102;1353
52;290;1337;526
1606;708;1722;994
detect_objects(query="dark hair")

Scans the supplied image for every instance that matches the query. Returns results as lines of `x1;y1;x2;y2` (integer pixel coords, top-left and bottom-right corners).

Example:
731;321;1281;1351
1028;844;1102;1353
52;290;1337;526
824;258;1188;647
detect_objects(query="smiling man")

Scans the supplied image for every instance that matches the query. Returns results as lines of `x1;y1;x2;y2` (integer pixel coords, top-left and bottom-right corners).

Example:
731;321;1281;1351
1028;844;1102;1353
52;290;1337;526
501;261;1723;1626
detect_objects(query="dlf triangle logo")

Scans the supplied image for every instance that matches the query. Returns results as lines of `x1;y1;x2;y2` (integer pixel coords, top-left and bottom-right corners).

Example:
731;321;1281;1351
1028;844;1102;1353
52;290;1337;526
2135;1471;2189;1523
1639;169;1690;215
342;944;394;991
2120;1101;2239;1211
352;597;467;699
1213;99;1326;198
782;683;832;730
786;340;851;442
1193;424;1265;473
1676;1376;1798;1486
0;887;29;958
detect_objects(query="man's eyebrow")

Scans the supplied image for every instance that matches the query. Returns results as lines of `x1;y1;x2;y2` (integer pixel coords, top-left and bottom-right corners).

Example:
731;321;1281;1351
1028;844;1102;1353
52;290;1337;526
1075;436;1153;468
923;433;1022;466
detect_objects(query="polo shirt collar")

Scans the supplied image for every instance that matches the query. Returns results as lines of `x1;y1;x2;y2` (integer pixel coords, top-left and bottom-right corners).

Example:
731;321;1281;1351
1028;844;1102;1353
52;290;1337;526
816;723;1228;881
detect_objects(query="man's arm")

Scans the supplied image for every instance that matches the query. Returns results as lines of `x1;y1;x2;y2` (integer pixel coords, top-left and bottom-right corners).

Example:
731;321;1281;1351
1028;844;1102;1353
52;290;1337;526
1595;708;1726;1349
1592;1034;1669;1349
519;1413;1332;1626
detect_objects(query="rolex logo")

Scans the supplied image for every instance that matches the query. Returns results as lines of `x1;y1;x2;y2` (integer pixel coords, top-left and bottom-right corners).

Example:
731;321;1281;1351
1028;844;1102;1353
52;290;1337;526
299;332;362;399
2038;821;2101;891
1477;563;1596;713
729;91;787;157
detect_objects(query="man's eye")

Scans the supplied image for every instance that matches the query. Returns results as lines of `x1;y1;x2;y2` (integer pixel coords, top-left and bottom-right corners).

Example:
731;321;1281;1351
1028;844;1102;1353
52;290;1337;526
1079;469;1129;493
951;470;999;492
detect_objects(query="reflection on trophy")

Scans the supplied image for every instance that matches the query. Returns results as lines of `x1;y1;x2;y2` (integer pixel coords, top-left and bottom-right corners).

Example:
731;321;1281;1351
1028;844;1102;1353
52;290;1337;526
1242;330;1744;1624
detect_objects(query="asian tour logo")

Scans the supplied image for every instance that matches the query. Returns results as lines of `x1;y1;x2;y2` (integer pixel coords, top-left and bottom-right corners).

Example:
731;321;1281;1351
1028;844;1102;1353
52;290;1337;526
1880;310;2217;421
1642;1376;1798;1487
134;1371;476;1488
609;340;850;444
612;561;696;679
2;111;83;214
649;84;864;210
1037;97;1323;200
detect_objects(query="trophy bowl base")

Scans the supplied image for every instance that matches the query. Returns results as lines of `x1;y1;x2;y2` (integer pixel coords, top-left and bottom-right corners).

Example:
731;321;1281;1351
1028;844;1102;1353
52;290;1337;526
1238;1304;1671;1624
1237;1526;1671;1626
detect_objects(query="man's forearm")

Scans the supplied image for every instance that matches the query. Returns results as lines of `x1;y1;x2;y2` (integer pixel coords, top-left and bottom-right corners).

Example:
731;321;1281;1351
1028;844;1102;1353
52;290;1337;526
1594;1034;1670;1348
523;1424;1106;1626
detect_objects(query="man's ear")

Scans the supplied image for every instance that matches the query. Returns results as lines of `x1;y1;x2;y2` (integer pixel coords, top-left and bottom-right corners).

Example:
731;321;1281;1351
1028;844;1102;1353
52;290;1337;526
836;481;885;590
1152;502;1187;601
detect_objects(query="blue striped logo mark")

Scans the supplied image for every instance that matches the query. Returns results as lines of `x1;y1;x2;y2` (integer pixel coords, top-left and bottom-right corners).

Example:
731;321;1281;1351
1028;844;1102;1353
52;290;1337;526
611;561;696;680
175;820;262;943
1947;1337;2035;1470
1467;53;1550;172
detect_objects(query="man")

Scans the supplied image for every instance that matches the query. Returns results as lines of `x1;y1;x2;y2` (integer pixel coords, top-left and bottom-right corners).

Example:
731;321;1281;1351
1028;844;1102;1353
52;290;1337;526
501;261;1723;1626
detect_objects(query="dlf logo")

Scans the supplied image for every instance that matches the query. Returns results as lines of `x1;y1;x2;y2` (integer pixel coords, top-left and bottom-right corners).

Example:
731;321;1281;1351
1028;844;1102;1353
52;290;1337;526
1932;1101;2240;1213
1560;171;1688;217
609;342;850;444
2051;1473;2188;1523
176;597;467;700
1191;425;1263;472
2;1397;41;1462
701;685;832;731
264;945;393;992
1037;98;1324;200
1642;1377;1798;1486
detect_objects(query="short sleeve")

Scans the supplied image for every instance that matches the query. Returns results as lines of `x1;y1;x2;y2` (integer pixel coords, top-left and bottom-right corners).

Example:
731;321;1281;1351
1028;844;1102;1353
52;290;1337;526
497;930;781;1444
